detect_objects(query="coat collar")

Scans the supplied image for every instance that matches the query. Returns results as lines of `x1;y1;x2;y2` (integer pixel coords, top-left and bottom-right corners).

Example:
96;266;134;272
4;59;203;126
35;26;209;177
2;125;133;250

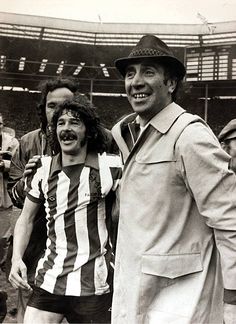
149;102;186;134
113;102;186;138
112;102;186;163
117;102;185;130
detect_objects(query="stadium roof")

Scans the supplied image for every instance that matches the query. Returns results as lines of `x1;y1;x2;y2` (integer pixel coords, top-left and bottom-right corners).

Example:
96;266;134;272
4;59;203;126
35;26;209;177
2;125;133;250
0;12;236;93
1;0;236;25
1;12;236;46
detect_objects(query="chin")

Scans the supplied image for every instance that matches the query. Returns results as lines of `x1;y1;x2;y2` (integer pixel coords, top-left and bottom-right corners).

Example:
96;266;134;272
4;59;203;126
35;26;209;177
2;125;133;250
63;148;80;155
132;106;149;115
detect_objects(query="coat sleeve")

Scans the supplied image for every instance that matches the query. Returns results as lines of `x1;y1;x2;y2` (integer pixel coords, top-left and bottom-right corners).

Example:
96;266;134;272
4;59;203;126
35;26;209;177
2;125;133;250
7;137;30;208
176;122;236;290
1;136;19;172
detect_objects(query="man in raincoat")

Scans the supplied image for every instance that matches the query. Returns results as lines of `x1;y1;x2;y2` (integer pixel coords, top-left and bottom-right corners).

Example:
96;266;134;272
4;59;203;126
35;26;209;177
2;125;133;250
0;113;18;321
111;34;236;324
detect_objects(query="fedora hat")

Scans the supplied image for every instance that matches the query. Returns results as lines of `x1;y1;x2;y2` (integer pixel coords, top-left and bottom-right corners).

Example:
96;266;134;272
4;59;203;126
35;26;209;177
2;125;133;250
115;34;186;79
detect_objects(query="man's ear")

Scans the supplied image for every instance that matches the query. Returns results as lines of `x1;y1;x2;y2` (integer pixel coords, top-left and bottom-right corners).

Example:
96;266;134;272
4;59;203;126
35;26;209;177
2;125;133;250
168;78;177;94
221;142;230;154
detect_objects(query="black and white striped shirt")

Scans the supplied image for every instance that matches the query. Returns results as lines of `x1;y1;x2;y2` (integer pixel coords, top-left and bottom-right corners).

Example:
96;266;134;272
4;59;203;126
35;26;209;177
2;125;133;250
26;152;122;296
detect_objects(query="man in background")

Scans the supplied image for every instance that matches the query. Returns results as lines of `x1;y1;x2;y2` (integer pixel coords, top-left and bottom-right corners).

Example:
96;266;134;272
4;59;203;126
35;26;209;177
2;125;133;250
218;119;236;172
0;113;19;322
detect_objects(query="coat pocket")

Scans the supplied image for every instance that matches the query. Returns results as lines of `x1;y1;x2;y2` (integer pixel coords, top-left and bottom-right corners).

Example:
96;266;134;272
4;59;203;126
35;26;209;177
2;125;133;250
135;151;175;164
142;253;202;279
138;253;203;315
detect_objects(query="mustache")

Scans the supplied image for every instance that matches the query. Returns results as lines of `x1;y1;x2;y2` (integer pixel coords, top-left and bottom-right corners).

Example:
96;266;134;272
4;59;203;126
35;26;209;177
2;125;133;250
59;130;77;141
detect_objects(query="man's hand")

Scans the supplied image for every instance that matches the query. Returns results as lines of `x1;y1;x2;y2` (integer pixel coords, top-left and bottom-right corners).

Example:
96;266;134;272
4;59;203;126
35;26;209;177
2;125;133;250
224;303;236;324
22;155;41;180
8;259;32;291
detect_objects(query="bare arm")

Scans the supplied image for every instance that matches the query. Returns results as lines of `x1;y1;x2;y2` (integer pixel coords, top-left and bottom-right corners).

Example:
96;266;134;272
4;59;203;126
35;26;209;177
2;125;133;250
8;197;41;290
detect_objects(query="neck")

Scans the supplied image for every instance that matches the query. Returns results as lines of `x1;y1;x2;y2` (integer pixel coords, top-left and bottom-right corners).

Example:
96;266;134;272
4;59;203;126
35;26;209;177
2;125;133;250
61;145;87;167
138;100;173;126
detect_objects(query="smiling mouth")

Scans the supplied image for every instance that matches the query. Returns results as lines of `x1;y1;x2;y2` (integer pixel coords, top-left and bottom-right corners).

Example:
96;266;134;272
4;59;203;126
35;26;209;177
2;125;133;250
59;132;77;142
133;93;149;99
61;138;76;143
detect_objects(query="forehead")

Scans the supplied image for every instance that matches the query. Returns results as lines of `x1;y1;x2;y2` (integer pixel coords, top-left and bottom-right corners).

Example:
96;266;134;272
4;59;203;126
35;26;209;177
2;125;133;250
46;87;74;103
58;109;80;119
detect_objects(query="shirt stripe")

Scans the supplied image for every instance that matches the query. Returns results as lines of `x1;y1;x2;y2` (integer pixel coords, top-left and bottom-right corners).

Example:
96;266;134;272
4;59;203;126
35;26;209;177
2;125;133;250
53;165;83;295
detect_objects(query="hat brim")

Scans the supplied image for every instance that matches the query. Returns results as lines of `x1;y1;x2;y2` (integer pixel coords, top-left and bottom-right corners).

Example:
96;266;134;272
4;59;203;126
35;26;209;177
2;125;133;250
220;130;236;141
115;55;186;79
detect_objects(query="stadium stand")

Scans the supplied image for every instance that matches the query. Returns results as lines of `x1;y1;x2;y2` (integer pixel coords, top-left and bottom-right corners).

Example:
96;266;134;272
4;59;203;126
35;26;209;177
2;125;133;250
0;12;236;136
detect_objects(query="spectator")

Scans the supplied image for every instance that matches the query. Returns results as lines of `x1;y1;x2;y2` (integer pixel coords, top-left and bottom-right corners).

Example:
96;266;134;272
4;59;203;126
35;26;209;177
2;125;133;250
218;119;236;172
0;291;7;323
0;113;19;322
9;98;122;323
111;34;236;324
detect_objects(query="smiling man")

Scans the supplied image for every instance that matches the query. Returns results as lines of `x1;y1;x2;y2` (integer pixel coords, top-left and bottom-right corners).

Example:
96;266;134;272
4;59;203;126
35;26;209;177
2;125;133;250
111;35;236;324
9;96;122;323
7;77;79;322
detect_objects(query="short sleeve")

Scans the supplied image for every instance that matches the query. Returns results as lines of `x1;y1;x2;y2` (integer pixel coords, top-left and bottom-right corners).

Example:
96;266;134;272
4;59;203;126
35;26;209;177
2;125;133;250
25;159;44;203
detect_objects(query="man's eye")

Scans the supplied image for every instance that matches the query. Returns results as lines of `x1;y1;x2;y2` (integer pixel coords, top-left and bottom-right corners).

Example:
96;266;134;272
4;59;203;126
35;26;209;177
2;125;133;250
73;119;83;126
47;103;56;109
145;70;154;76
125;71;135;78
57;121;63;126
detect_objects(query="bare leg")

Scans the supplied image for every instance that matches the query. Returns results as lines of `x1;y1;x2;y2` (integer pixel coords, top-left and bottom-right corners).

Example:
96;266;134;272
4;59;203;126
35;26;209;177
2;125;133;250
24;306;64;323
16;288;32;323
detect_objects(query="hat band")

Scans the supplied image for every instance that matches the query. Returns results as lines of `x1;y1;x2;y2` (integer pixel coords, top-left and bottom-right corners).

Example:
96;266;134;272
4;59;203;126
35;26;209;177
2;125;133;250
129;48;168;57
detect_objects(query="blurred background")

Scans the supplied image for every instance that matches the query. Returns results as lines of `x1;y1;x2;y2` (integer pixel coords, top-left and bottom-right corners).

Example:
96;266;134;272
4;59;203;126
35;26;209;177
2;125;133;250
0;0;236;138
1;1;236;322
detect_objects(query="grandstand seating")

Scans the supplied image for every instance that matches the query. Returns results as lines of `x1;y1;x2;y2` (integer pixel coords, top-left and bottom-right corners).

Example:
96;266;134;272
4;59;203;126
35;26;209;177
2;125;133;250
0;12;236;137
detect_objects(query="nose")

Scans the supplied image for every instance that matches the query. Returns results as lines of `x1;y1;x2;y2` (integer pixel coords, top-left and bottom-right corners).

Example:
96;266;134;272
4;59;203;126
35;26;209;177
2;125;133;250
61;121;71;130
65;122;72;130
130;71;144;88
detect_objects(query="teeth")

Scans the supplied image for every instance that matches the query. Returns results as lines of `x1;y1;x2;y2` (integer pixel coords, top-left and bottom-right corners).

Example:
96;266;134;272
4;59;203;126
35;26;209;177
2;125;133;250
134;93;148;99
62;136;75;141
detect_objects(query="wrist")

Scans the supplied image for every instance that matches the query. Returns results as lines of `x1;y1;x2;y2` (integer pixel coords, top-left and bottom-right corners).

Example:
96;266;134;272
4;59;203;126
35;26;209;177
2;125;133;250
11;255;23;263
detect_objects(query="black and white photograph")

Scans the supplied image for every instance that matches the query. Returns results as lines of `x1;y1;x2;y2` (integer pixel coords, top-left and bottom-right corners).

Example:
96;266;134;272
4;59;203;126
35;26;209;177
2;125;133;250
0;1;236;323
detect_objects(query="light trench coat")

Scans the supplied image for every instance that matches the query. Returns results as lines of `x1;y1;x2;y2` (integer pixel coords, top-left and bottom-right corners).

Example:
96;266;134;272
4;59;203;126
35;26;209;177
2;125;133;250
0;131;18;210
0;131;18;241
111;103;236;324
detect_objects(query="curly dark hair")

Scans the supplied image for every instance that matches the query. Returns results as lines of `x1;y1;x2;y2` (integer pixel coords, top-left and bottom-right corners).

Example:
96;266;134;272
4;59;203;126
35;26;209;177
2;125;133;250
37;77;80;132
51;94;109;154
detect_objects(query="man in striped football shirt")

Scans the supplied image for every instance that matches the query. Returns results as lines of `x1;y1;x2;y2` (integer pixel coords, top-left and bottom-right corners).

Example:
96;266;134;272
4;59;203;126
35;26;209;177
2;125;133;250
9;97;122;323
